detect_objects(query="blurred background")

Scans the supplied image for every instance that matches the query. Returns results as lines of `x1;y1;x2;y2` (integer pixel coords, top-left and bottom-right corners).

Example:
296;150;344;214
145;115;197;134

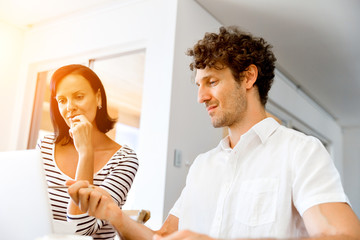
0;0;359;228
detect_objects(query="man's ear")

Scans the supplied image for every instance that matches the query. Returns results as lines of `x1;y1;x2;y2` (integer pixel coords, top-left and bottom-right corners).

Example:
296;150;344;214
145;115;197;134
244;64;258;90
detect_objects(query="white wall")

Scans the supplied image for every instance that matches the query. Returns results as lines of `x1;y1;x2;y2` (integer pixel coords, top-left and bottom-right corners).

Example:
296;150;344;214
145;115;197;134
0;20;24;151
163;0;222;220
343;127;360;217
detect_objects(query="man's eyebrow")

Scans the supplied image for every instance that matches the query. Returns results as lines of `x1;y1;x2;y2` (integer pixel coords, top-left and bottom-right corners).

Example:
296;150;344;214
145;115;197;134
195;75;212;86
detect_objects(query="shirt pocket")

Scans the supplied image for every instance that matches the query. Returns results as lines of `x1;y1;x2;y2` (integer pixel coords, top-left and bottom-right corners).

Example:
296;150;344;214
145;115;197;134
235;178;279;226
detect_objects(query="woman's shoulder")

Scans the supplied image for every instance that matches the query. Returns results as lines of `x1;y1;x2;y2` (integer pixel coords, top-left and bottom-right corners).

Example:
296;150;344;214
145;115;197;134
37;134;56;147
111;144;138;164
117;144;137;155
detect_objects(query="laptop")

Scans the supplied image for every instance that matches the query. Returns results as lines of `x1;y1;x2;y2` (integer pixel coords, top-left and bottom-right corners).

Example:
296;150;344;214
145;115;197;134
0;149;91;240
0;149;53;239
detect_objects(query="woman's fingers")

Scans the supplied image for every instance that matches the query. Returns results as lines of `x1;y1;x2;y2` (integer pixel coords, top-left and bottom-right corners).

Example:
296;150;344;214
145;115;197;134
65;179;76;186
69;129;73;139
67;180;90;205
92;186;112;198
80;186;114;220
67;180;115;220
70;115;91;131
92;194;118;221
88;190;103;217
69;115;93;151
70;183;98;213
78;187;94;212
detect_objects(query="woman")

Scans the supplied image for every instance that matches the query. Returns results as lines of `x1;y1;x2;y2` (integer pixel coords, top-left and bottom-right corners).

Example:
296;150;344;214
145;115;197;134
37;64;139;240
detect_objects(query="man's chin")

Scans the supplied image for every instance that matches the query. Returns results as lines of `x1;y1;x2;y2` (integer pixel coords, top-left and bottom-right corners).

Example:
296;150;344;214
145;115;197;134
211;120;226;128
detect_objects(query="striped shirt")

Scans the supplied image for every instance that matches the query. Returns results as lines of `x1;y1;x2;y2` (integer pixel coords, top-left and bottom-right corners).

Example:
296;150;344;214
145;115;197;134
38;135;139;240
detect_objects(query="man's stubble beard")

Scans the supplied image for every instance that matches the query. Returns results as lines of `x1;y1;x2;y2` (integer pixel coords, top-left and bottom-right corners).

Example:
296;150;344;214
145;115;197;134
210;90;247;128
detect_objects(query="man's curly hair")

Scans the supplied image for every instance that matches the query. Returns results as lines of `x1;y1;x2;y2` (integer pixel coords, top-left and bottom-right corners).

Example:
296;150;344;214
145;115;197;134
187;26;277;105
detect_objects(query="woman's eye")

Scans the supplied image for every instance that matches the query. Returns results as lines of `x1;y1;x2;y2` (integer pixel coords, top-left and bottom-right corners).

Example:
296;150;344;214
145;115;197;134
57;99;65;104
76;95;84;100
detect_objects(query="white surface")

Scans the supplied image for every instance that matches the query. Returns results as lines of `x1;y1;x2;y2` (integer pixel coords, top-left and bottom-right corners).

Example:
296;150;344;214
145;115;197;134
0;21;24;151
52;220;77;235
0;150;94;240
36;235;92;240
0;0;120;27
163;0;223;220
0;149;53;240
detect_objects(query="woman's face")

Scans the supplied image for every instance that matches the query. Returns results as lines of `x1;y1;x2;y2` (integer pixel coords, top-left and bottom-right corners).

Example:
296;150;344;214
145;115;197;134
55;74;101;128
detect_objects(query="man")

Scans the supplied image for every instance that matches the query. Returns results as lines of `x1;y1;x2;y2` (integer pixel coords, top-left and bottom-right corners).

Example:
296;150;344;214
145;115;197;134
67;26;360;240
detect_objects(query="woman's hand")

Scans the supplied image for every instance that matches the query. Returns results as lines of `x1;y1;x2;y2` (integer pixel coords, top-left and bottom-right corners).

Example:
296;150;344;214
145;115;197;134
69;114;93;153
66;180;121;222
68;115;95;209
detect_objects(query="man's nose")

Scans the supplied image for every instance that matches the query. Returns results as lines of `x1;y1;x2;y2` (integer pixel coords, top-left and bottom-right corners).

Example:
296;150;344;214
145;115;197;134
197;86;211;104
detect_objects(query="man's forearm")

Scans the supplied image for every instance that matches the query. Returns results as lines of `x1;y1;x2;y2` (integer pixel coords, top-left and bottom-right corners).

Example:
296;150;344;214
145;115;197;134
109;206;155;240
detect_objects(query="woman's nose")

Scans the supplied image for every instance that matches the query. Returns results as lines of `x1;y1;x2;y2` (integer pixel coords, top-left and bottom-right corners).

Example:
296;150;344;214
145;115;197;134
66;100;76;111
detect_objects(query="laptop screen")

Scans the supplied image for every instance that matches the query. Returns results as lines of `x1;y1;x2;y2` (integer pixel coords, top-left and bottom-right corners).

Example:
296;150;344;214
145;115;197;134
0;149;53;240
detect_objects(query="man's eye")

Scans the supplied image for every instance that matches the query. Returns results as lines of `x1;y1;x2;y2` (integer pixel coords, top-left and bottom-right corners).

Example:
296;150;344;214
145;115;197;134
76;95;84;100
210;81;218;86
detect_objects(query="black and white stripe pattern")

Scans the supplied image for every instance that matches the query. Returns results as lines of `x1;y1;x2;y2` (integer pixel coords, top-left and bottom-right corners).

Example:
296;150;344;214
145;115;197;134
38;135;139;240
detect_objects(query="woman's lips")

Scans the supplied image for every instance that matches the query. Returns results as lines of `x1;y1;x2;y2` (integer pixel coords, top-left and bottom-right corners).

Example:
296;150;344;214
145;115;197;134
67;114;79;122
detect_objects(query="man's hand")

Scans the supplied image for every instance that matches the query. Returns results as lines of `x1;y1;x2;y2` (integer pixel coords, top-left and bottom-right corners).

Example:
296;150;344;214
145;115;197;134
153;230;215;240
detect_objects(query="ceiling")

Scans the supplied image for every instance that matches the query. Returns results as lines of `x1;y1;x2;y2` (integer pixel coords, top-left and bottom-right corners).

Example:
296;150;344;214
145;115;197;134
0;0;119;27
196;0;360;128
0;0;359;128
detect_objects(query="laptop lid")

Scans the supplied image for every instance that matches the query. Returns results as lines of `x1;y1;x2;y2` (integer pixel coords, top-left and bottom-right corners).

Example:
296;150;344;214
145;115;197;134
0;149;54;240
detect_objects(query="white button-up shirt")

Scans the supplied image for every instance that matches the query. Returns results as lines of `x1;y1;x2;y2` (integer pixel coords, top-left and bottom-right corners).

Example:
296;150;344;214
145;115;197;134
170;117;348;239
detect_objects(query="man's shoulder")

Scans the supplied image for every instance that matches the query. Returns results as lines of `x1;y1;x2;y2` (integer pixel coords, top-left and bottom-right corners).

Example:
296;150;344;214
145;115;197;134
275;125;321;145
191;144;221;165
200;142;222;156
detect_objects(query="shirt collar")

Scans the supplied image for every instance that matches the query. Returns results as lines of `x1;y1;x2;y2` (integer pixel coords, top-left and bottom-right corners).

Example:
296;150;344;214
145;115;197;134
252;117;280;144
219;135;232;151
219;117;280;151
